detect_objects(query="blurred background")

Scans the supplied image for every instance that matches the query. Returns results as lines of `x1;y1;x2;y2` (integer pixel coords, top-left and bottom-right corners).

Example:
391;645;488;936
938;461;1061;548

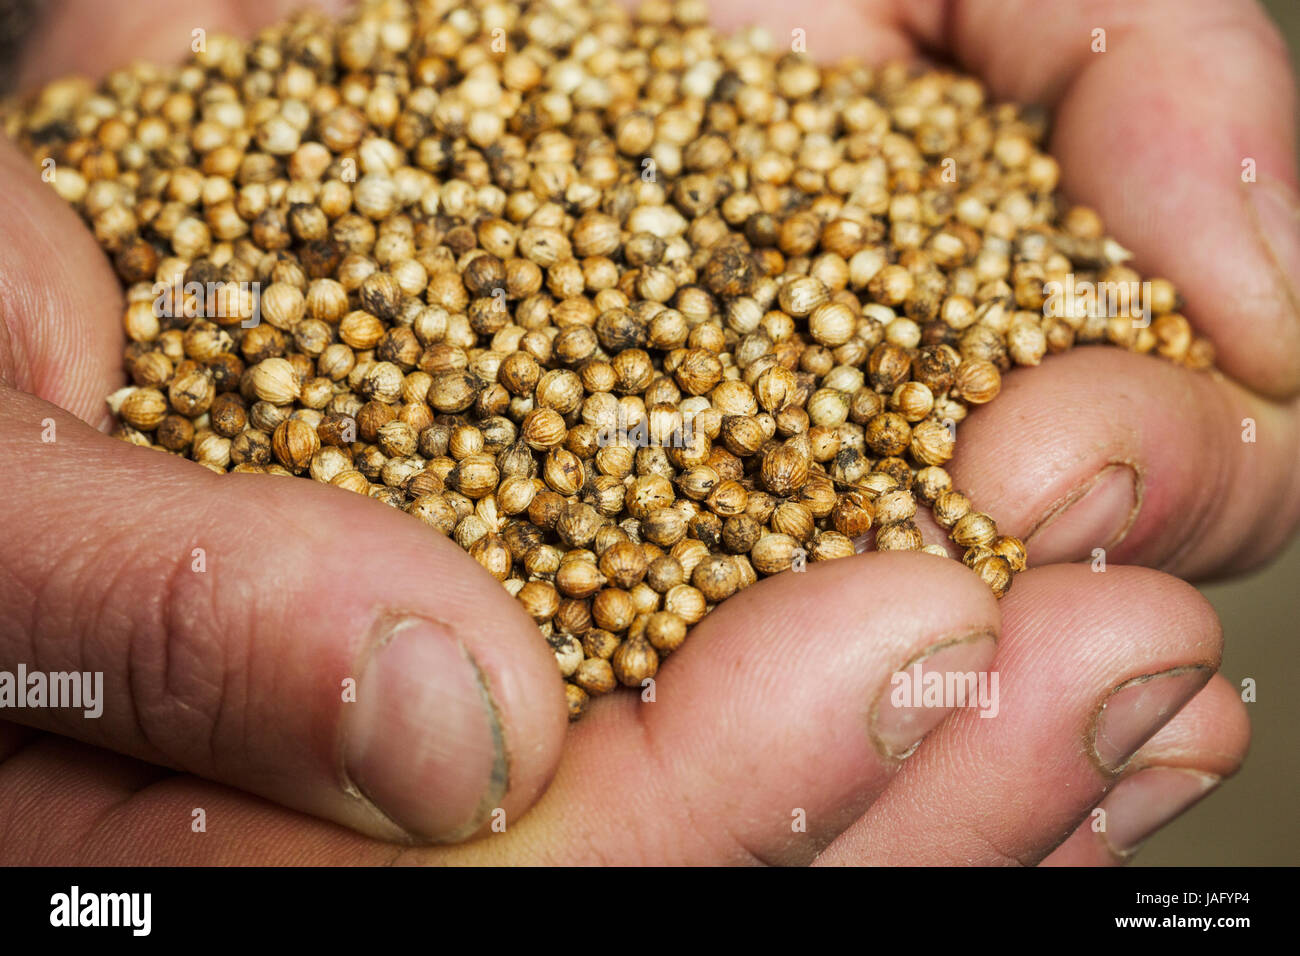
1135;0;1299;867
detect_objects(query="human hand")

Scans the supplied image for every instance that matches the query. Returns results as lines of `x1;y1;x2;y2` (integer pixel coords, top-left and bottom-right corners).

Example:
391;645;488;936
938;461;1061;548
2;0;568;845
0;555;1247;864
0;0;1287;864
732;0;1300;575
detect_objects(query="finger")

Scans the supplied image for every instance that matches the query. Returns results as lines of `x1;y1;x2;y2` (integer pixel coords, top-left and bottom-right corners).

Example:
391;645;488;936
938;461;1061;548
1041;674;1249;865
0;720;37;762
441;550;1000;865
0;137;123;425
899;0;1300;399
0;388;567;844
0;729;387;864
0;550;1003;864
15;0;353;92
814;564;1220;865
697;0;914;64
945;347;1300;579
0;730;393;864
0;734;175;865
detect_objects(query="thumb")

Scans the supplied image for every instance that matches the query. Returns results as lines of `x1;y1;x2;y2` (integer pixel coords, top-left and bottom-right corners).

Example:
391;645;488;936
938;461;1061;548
0;387;566;843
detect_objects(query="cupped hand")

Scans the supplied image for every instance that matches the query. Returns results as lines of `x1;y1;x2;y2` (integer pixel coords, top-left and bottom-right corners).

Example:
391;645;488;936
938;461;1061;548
3;0;568;845
0;0;1289;863
0;556;1249;865
711;0;1300;573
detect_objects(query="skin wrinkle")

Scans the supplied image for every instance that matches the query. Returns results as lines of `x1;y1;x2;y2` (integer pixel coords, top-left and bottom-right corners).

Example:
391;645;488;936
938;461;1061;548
1036;818;1088;863
68;572;94;758
157;472;363;779
907;729;1046;866
188;495;264;778
962;814;1037;867
0;310;22;389
5;177;64;351
124;572;173;768
628;693;769;866
0;776;36;864
157;548;188;760
108;524;232;772
203;571;237;776
527;762;626;865
135;533;235;772
1160;382;1246;575
0;274;35;394
0;533;42;675
24;515;124;744
838;571;1222;866
1;429;555;842
0;724;38;763
58;466;238;767
0;274;118;439
74;769;194;864
1243;173;1300;329
0;737;43;856
78;765;177;852
235;570;257;789
843;738;1038;866
903;752;1080;866
629;691;703;861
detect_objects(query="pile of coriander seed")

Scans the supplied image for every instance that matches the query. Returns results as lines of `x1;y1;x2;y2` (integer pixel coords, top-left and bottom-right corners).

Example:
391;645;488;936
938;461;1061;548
6;0;1214;719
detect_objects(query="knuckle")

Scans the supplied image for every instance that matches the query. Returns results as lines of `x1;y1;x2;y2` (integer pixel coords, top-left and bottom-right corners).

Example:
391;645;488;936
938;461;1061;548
630;702;771;865
63;528;251;774
959;819;1038;866
129;543;242;770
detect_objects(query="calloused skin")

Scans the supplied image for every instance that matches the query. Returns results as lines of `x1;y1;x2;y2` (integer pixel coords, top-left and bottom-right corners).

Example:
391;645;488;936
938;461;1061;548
0;0;1294;864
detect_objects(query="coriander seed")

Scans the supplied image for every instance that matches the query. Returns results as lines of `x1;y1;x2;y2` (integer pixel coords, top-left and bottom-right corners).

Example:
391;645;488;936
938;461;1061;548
18;0;1219;718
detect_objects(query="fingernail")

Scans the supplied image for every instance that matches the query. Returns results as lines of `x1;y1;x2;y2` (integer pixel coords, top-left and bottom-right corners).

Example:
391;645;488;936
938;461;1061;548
343;617;506;843
1245;177;1300;324
1091;666;1211;773
1027;463;1138;564
870;629;998;759
1098;767;1220;857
